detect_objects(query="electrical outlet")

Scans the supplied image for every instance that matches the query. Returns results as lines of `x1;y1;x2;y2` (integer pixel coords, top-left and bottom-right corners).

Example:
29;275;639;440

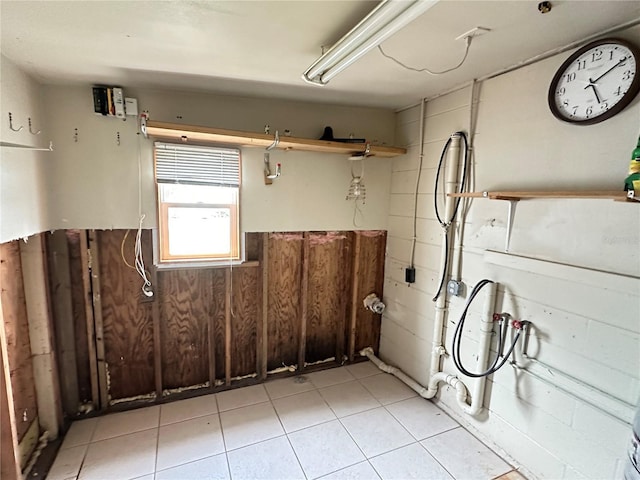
455;26;491;42
447;279;463;296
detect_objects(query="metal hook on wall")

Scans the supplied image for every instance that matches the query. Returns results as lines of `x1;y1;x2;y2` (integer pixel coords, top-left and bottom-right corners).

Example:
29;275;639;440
266;130;280;151
8;113;23;132
28;118;41;135
264;152;281;185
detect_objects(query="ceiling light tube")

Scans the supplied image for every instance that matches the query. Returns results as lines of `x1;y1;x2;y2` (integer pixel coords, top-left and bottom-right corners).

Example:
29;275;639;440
302;0;439;85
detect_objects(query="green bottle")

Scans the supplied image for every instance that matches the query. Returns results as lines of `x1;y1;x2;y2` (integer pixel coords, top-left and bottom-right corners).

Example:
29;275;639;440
624;135;640;192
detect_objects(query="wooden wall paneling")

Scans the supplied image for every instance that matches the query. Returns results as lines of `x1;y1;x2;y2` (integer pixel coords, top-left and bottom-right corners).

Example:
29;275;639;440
230;267;258;378
266;233;303;371
45;231;80;415
245;232;261;262
348;233;361;362
336;233;353;363
0;242;39;443
211;269;226;383
208;271;216;389
256;234;267;380
305;232;346;364
88;231;109;409
354;232;387;354
225;268;231;385
260;234;269;379
95;230;155;402
0;292;21;480
158;269;211;390
298;233;310;371
151;267;162;398
66;231;92;405
78;231;99;408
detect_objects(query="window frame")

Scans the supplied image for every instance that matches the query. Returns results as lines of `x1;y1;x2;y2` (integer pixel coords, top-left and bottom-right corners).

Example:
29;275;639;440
153;142;242;266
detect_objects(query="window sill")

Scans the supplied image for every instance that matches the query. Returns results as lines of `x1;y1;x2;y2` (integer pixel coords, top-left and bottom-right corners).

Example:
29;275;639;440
155;260;259;271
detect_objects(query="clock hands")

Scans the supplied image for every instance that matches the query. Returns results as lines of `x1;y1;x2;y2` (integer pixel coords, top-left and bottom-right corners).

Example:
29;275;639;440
582;57;626;104
590;56;627;83
585;82;602;103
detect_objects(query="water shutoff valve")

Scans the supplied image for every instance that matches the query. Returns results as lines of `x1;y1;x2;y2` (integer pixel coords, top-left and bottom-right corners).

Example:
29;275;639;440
363;293;385;314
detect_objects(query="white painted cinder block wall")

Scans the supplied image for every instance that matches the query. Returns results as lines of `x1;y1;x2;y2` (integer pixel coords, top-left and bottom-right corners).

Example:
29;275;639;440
41;86;394;233
381;25;640;480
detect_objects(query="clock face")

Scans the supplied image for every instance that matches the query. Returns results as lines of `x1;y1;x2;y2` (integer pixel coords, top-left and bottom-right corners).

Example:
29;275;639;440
548;38;640;125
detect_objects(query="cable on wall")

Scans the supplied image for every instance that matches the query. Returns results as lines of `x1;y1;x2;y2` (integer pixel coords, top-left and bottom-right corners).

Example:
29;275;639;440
378;36;473;75
451;279;524;378
432;131;468;301
408;98;426;271
120;116;153;297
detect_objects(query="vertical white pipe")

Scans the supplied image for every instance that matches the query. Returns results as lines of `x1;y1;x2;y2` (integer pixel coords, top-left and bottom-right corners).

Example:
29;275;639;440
464;282;496;416
429;134;461;384
450;84;474;282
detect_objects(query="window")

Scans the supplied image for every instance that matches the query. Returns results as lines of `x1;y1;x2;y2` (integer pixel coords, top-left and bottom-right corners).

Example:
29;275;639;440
154;142;241;263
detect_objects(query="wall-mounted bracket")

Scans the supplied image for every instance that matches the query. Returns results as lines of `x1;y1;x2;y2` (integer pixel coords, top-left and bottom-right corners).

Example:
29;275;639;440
263;152;281;185
505;199;518;252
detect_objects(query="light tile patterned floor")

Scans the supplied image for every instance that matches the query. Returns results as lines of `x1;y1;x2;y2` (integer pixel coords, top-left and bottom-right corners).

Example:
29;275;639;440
48;363;514;480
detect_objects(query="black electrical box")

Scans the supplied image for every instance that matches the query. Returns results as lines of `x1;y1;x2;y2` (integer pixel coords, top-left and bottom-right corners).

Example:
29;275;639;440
405;267;416;284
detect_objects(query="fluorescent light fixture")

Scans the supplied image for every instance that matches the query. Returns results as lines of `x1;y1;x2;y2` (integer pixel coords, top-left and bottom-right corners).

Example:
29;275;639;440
302;0;438;85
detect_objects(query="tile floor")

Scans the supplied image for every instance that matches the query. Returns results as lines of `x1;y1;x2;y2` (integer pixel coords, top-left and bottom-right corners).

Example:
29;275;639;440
48;362;514;480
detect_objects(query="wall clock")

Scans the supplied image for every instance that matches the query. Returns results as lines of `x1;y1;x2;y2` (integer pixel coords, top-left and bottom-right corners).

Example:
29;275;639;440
548;38;640;125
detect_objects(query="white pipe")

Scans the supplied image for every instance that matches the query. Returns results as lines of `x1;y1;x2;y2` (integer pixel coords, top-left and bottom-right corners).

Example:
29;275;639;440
464;281;497;416
430;134;462;380
450;82;475;282
360;348;468;410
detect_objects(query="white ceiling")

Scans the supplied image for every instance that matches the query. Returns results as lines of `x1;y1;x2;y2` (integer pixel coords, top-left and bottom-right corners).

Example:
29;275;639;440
2;1;640;110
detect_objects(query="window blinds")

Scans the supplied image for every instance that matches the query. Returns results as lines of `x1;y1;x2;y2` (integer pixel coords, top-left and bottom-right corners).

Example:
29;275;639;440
154;142;240;187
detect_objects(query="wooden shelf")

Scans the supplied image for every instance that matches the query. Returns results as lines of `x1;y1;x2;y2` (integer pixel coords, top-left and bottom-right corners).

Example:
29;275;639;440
145;120;406;158
448;190;638;202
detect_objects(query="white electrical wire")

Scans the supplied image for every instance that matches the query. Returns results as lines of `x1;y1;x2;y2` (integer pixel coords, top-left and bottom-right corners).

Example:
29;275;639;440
134;117;152;296
378;36;473;75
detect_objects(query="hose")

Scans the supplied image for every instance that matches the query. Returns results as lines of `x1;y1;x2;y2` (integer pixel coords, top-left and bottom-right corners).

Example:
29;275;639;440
451;279;521;378
433;131;469;301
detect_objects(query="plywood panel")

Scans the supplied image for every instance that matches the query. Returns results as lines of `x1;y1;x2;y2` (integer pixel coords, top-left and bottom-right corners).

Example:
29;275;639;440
230;267;258;377
306;232;349;363
354;232;387;354
98;230;155;400
65;230;92;403
267;233;303;370
211;269;226;381
245;232;261;262
0;242;38;441
158;269;211;389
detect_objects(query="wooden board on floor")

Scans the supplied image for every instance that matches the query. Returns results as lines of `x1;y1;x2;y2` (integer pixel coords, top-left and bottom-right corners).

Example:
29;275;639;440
158;269;211;389
305;232;349;363
354;232;386;354
97;230;155;400
0;242;38;442
266;233;303;371
230;267;259;378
